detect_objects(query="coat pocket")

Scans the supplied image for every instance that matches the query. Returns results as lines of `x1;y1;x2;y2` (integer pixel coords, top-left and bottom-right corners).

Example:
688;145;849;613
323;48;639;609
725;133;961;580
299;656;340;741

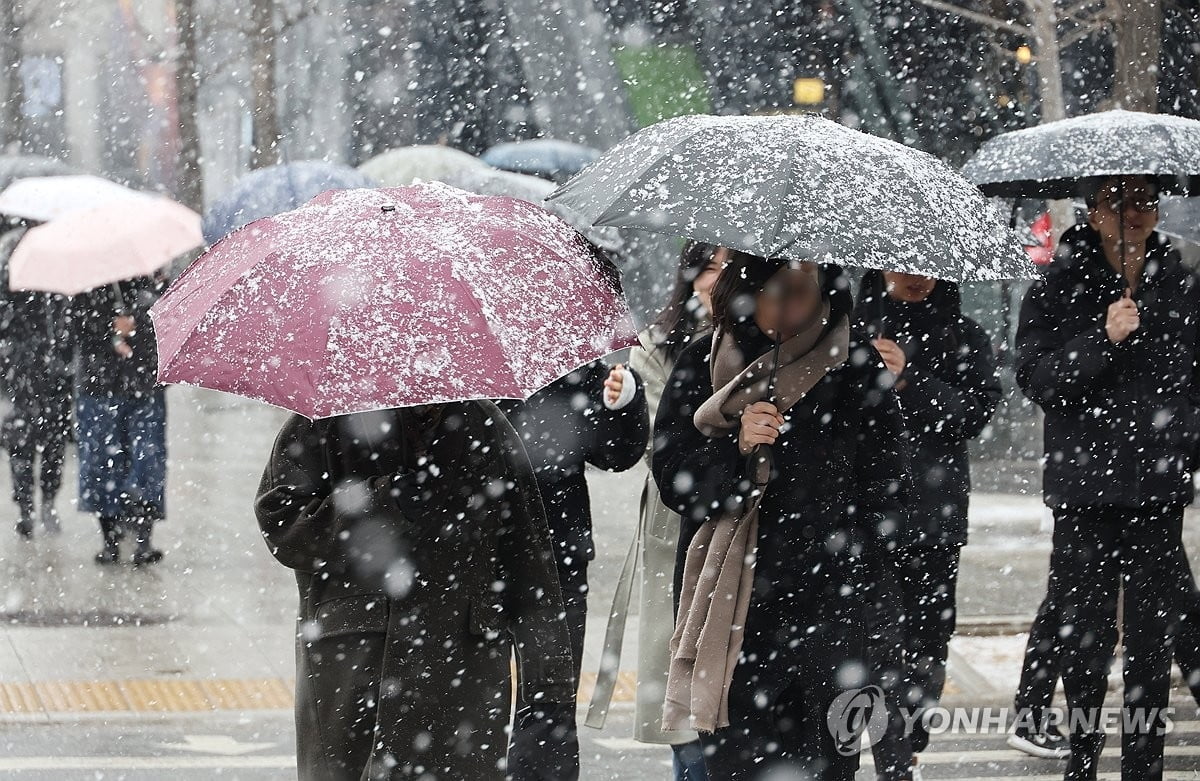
310;594;388;639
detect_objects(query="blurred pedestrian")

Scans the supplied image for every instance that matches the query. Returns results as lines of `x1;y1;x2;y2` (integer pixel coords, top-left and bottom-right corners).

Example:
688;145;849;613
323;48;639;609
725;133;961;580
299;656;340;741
500;352;649;781
255;402;575;780
856;270;1001;780
0;226;73;537
589;240;725;781
72;273;168;565
654;255;909;781
1015;175;1200;781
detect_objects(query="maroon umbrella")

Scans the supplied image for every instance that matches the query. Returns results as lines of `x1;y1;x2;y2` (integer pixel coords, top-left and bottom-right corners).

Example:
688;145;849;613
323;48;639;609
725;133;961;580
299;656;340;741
150;183;637;418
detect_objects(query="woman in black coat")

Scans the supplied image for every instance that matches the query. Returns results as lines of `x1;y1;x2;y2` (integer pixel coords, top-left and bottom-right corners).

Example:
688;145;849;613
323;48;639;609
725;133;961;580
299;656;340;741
499;359;649;781
255;402;575;781
856;271;1000;773
653;255;909;781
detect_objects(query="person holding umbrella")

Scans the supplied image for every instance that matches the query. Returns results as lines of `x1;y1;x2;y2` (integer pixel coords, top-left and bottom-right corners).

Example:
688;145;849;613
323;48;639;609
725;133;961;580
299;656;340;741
587;241;725;781
152;183;639;780
0;226;74;537
499;243;649;781
855;271;1001;780
1015;174;1200;781
653;253;910;780
73;274;169;565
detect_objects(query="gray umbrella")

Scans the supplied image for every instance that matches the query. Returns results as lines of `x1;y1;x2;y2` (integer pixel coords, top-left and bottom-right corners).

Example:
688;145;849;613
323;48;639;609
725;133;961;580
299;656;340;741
547;114;1030;281
963;110;1200;199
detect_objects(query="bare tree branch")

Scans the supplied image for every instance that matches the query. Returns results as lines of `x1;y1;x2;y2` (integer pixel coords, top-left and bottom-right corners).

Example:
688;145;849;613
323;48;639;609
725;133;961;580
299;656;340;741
1060;19;1110;47
915;0;1027;35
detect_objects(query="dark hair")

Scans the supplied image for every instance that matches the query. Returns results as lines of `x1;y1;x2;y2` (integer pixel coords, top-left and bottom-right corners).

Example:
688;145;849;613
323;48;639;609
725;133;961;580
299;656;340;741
650;241;717;361
1082;175;1160;210
710;251;851;332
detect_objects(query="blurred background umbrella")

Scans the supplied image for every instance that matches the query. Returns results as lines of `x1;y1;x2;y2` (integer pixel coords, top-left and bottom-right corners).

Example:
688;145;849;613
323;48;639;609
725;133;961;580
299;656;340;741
357;145;491;188
0;175;144;223
8;197;202;295
0;155;78;193
151;182;636;419
482;139;600;184
1161;197;1200;246
550;113;1031;282
202;161;375;246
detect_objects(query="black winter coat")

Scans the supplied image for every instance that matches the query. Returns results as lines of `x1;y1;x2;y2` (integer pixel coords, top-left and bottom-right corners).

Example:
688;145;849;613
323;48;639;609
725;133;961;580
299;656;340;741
652;316;910;664
856;274;1001;546
499;360;649;564
1016;225;1200;509
255;401;575;780
71;275;164;399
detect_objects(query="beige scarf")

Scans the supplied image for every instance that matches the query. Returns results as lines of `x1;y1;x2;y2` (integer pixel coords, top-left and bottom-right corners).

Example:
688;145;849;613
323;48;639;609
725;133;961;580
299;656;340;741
661;304;850;734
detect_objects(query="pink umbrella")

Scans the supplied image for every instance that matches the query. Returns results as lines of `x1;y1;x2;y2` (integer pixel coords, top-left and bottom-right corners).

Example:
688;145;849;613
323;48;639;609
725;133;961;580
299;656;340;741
8;197;202;295
150;183;637;418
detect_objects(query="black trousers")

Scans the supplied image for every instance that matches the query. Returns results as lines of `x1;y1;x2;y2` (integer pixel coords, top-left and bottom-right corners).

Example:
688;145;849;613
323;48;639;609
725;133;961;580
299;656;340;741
866;556;914;781
896;545;961;754
1043;505;1184;781
5;406;69;516
1017;540;1200;712
508;557;586;781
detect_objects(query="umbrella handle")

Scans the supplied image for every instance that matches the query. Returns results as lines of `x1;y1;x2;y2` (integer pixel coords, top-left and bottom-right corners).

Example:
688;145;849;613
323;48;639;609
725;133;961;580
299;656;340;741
110;282;127;316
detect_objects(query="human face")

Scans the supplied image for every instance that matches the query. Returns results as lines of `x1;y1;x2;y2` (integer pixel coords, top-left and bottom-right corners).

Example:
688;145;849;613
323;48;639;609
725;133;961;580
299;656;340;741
883;271;938;303
754;262;822;340
1087;175;1159;247
692;247;728;315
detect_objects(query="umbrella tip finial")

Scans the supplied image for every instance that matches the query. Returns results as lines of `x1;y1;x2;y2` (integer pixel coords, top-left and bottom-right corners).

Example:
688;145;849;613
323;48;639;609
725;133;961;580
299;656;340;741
381;204;396;213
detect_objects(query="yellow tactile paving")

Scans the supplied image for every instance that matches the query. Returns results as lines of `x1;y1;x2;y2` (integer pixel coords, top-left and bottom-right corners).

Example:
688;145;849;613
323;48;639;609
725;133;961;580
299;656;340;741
0;674;635;714
0;682;41;713
33;680;129;712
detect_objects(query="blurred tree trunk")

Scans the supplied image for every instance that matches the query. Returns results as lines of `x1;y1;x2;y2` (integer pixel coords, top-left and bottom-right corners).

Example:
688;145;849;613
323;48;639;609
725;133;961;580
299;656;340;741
249;0;281;169
1112;0;1161;112
0;0;22;152
1025;0;1066;122
174;0;204;211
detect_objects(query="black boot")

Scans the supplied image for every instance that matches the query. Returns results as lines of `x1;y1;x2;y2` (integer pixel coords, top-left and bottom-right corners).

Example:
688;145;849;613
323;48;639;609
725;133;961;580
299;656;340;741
15;498;34;539
131;518;163;567
95;516;122;564
1064;731;1106;781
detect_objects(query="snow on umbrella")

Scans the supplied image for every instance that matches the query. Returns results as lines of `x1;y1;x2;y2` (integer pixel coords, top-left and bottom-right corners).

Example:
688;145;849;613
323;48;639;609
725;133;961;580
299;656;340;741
150;183;637;419
962;110;1200;200
202;161;376;245
483;139;601;185
357;145;492;188
547;114;1031;281
3;179;202;295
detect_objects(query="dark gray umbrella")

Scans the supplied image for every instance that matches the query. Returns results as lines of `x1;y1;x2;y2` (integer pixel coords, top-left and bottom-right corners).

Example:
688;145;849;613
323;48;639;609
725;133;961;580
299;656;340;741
547;114;1030;281
963;110;1200;199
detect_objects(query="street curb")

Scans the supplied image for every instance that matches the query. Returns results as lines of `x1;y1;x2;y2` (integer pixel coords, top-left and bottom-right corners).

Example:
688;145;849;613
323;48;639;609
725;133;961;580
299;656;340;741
957;615;1032;636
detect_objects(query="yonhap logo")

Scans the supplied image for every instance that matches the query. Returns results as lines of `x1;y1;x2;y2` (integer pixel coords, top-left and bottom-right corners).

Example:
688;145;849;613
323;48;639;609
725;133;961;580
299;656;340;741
826;686;887;756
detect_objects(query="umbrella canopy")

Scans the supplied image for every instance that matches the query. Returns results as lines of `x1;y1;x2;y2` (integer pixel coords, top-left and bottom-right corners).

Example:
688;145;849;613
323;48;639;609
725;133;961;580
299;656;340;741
8;198;202;295
151;183;637;419
482;139;601;184
0;174;145;222
548;114;1030;281
0;155;77;193
962;110;1200;199
436;165;623;253
202;161;375;245
357;145;491;188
